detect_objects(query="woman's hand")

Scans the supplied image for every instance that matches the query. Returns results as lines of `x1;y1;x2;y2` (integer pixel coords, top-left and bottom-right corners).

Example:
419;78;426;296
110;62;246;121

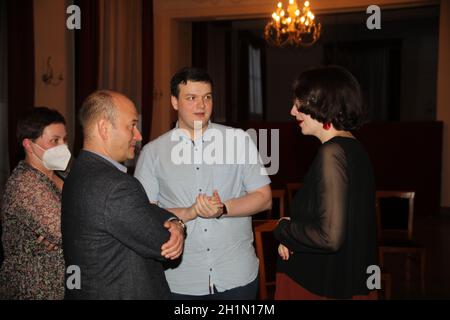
278;244;292;261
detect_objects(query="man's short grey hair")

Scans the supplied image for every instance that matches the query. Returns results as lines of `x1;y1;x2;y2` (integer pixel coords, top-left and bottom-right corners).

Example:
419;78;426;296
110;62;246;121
79;90;117;138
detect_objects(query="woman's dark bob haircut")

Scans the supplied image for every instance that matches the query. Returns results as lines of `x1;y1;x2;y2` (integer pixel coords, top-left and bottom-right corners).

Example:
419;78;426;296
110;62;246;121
17;106;66;144
293;65;366;131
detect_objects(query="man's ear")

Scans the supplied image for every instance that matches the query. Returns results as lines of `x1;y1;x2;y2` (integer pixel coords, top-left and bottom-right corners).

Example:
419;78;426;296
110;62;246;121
171;95;179;111
97;119;111;141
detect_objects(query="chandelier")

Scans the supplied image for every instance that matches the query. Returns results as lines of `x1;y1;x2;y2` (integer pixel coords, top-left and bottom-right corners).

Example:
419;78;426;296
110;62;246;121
264;0;321;47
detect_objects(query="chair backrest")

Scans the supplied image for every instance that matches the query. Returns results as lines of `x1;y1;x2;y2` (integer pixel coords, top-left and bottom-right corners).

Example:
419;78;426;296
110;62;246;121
375;190;415;241
253;188;285;219
271;189;285;218
286;182;302;215
253;219;278;300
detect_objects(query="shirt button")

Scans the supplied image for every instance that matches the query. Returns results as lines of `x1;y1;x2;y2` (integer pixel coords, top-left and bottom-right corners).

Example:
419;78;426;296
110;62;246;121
196;167;199;170
204;229;207;232
207;248;210;251
199;189;202;192
210;268;212;271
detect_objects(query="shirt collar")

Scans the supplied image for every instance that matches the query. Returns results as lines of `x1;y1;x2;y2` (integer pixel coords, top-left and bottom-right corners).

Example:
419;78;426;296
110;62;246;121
174;121;213;143
88;150;128;173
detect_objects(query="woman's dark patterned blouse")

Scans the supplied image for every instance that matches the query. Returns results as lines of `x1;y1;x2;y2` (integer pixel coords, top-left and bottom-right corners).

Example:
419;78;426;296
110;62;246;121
0;161;64;299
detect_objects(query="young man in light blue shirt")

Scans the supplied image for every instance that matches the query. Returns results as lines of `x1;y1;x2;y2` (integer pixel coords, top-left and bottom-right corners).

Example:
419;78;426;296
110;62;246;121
135;67;272;299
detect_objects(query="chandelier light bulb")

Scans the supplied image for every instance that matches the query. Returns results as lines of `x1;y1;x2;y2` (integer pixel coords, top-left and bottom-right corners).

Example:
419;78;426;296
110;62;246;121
265;0;321;47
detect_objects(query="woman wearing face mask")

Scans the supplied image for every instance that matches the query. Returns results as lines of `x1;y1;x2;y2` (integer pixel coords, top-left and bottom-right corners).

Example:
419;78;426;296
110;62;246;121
0;107;71;299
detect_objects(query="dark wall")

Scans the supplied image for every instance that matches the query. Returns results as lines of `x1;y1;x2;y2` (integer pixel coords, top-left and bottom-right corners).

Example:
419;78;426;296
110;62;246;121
229;121;443;217
263;7;439;123
208;6;440;124
357;121;442;217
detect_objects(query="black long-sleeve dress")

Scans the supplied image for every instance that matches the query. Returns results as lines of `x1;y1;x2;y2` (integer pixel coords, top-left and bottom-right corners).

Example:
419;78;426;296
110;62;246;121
274;136;378;299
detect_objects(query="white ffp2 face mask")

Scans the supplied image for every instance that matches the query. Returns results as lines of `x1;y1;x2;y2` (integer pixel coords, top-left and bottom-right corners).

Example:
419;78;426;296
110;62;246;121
33;143;71;171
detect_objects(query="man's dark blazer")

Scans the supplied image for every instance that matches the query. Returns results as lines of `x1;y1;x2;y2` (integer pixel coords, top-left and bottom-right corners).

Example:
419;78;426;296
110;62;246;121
61;150;175;299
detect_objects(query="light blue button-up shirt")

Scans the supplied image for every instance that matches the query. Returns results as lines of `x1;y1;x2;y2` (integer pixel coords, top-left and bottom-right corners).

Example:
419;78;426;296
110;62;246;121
87;150;128;173
134;123;271;295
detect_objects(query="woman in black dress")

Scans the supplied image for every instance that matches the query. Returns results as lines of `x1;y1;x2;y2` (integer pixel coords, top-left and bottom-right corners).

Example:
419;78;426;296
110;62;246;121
274;66;378;300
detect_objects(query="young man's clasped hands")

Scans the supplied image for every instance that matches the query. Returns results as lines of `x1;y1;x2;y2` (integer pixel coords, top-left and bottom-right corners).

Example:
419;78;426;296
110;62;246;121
192;190;225;219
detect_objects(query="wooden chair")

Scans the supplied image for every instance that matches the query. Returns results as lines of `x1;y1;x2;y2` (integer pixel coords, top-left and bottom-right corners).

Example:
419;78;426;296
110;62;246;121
252;218;393;300
286;182;302;214
253;188;285;219
376;190;426;296
253;219;278;300
271;189;286;218
381;272;392;300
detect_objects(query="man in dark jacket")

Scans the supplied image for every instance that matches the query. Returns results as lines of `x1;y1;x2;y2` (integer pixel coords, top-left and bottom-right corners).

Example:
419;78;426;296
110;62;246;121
61;90;185;299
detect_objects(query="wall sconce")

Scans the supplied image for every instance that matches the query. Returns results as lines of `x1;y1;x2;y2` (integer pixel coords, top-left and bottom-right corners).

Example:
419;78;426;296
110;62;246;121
42;56;63;86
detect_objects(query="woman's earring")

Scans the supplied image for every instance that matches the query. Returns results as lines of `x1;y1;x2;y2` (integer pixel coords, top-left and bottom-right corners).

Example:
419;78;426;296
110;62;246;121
323;123;331;130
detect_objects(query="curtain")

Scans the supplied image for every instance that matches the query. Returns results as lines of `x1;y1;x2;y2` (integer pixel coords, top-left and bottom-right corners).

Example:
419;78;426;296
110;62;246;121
192;22;233;124
324;41;400;121
7;0;35;171
98;0;142;167
0;0;9;193
74;0;153;153
236;31;267;124
141;0;153;144
192;22;209;71
98;0;142;119
74;0;100;156
248;45;263;118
